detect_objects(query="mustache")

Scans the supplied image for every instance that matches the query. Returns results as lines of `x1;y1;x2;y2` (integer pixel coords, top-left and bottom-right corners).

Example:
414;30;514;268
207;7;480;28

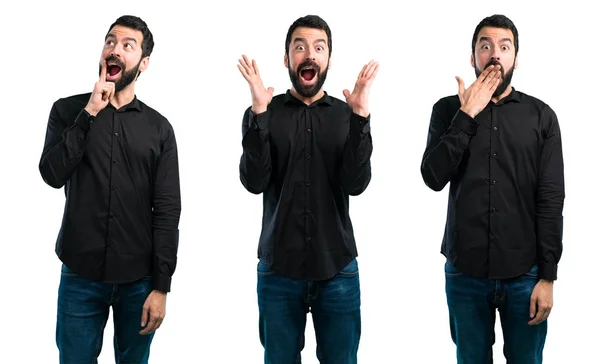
297;60;321;74
484;59;504;76
105;55;125;69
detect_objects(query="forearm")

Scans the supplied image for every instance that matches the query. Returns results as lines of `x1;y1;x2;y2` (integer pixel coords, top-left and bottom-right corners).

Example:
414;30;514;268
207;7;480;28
239;109;272;194
421;109;478;191
39;108;93;188
341;113;373;195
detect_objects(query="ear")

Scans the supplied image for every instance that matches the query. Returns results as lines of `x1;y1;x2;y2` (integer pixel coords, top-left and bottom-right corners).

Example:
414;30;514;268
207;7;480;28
138;56;150;74
327;55;332;69
284;52;289;69
514;54;519;69
470;54;475;68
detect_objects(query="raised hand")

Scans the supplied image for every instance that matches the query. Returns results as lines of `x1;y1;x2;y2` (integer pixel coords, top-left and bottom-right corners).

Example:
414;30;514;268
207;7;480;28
84;60;115;116
238;55;274;114
343;60;379;118
456;64;502;118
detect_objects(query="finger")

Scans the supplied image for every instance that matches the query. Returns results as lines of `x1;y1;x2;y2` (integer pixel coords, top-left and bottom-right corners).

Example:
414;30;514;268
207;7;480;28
139;318;158;335
529;295;537;319
140;305;149;328
476;64;495;83
252;59;260;76
343;89;351;100
358;63;368;79
455;76;465;95
484;67;501;84
100;60;107;82
364;61;379;79
489;75;501;93
267;87;274;95
237;64;251;81
242;55;254;75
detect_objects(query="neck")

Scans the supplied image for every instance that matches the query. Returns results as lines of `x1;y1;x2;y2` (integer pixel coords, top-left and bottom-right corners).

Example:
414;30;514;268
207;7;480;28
491;84;513;103
290;87;325;106
111;84;136;110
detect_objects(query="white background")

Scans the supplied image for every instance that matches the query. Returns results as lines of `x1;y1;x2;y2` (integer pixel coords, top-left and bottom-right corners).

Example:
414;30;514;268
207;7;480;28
0;0;597;362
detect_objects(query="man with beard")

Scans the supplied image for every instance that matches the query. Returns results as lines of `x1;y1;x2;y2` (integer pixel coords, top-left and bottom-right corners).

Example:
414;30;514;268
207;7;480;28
421;14;564;363
237;14;378;363
39;15;180;363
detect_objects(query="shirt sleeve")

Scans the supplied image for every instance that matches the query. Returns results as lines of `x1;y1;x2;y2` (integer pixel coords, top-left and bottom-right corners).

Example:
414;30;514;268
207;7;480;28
421;103;479;191
39;102;93;188
535;105;565;281
152;123;182;292
239;107;272;194
340;112;373;195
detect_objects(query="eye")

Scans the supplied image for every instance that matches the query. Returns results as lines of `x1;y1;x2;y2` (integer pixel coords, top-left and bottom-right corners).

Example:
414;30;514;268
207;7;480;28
502;45;509;51
296;45;305;51
316;45;324;51
106;40;115;46
481;44;490;50
125;43;133;49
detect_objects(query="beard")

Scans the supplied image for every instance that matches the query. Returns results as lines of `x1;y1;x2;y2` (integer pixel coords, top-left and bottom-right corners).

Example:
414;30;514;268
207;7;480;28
288;59;328;98
475;59;515;97
99;55;142;93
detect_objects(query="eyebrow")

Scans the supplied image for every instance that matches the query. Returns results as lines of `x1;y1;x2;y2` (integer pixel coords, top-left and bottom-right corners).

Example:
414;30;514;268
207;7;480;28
105;34;138;44
293;37;327;45
479;36;513;44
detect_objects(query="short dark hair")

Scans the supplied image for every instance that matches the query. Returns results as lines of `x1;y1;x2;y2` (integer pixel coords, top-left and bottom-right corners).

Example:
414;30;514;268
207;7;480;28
471;14;519;54
285;15;332;56
106;15;154;58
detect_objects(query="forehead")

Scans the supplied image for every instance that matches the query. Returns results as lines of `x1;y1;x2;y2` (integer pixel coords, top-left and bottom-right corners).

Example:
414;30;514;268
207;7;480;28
106;25;143;42
290;27;328;44
476;26;514;43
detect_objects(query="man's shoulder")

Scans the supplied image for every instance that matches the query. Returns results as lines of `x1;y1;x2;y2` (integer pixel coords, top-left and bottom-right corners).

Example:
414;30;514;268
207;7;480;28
433;94;461;110
54;92;91;108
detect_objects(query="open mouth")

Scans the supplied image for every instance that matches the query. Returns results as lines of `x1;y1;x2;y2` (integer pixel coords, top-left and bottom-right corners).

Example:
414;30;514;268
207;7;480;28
300;66;317;82
107;63;123;79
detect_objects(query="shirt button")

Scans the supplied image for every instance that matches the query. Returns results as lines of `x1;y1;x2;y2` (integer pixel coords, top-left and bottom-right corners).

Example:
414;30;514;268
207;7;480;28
491;207;496;212
492;180;496;185
306;182;312;187
307;209;312;214
492;153;497;158
307;155;312;160
112;185;117;190
493;126;498;131
112;159;117;163
307;128;312;132
307;236;312;241
114;132;119;136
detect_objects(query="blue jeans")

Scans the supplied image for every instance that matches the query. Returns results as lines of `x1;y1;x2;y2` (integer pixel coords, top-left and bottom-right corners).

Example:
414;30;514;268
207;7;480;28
56;264;155;364
445;261;547;364
257;259;361;364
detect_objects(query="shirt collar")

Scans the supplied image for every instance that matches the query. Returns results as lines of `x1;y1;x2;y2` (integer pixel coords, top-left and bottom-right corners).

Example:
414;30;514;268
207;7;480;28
284;90;333;107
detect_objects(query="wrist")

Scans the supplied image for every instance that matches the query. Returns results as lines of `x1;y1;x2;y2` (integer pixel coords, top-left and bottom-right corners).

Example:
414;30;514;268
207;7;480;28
84;105;99;117
352;107;369;118
251;104;268;114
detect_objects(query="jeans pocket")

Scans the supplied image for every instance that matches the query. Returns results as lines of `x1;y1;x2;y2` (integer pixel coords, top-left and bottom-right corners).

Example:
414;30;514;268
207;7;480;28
523;264;539;278
444;261;463;276
257;260;275;276
338;258;359;277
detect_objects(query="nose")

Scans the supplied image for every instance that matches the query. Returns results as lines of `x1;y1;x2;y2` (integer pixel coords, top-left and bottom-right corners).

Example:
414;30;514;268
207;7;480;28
306;48;316;61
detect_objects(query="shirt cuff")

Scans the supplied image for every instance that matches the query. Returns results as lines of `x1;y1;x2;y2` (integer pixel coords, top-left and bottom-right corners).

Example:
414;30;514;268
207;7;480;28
451;109;479;136
152;274;172;293
75;108;94;132
350;112;371;134
539;262;557;281
249;109;270;131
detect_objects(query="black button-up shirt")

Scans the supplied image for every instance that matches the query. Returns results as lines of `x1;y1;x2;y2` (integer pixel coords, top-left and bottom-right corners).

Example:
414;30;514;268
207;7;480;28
421;88;564;281
240;91;372;281
39;93;181;292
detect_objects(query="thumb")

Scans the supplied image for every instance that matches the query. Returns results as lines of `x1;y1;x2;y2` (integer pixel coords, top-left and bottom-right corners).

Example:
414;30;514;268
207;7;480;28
267;87;274;95
343;89;351;100
455;76;465;94
529;294;537;319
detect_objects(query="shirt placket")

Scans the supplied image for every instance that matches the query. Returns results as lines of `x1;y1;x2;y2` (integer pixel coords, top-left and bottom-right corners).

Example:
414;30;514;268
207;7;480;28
107;111;120;250
489;106;498;275
304;108;313;260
